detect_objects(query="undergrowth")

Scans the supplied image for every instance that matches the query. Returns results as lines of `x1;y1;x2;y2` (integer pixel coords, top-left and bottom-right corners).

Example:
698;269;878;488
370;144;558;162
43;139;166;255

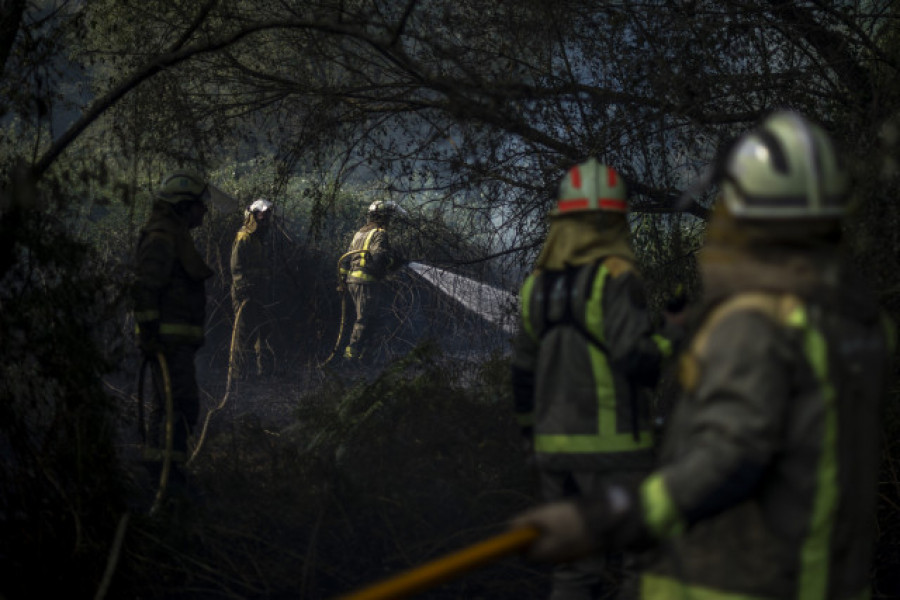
115;346;549;599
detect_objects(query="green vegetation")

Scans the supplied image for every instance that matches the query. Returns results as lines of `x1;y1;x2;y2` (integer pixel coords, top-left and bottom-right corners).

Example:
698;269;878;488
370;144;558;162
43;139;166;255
1;1;900;598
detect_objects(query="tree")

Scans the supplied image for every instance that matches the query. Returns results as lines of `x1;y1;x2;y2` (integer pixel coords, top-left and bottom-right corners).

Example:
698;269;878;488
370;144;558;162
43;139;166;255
2;1;900;596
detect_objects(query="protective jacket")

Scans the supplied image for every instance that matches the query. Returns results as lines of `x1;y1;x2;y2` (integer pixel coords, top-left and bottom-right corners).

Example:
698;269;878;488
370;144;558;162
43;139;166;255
133;201;213;347
593;247;892;599
340;222;400;284
511;255;674;473
230;217;271;302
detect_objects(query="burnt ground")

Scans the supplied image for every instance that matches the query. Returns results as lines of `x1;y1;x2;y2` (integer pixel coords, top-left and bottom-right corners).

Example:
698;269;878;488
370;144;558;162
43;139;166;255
106;345;554;600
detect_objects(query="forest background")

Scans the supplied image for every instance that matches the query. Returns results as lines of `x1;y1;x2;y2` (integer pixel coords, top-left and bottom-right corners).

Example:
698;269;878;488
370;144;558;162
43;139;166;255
1;1;900;598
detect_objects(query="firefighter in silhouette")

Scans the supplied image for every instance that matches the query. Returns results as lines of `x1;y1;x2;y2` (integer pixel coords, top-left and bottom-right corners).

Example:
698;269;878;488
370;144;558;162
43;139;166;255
512;112;893;599
338;200;407;365
230;198;275;380
133;170;213;488
511;158;679;600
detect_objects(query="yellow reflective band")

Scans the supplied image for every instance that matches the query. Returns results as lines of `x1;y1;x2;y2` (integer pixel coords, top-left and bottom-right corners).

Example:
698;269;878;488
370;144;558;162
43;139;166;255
519;275;538;343
640;472;685;540
788;304;839;600
652;333;673;358
641;573;769;600
534;430;652;453
533;263;652;454
584;264;607;346
358;228;382;268
134;310;160;322
159;323;204;338
348;270;377;281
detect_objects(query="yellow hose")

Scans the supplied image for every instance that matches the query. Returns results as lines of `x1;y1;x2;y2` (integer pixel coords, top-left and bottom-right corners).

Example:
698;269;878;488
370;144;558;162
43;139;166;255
187;298;246;466
318;291;348;368
334;526;539;600
318;249;369;368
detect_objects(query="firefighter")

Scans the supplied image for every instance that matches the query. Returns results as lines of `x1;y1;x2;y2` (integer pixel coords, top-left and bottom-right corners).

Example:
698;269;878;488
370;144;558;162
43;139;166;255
511;158;678;600
133;170;213;488
338;199;407;365
512;112;893;599
230;198;275;380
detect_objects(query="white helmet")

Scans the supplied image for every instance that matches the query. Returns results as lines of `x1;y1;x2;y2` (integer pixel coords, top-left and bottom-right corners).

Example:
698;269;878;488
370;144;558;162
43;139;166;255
248;198;273;214
156;171;209;205
368;199;407;219
553;158;627;215
720;111;848;219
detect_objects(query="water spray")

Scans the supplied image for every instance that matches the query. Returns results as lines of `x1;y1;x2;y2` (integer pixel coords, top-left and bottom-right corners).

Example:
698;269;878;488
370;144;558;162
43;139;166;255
405;262;517;334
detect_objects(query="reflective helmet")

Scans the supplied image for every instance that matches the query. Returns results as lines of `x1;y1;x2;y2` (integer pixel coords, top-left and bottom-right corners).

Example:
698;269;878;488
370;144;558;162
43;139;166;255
720;111;848;219
248;198;273;214
553;158;627;215
368;199;407;219
156;171;210;205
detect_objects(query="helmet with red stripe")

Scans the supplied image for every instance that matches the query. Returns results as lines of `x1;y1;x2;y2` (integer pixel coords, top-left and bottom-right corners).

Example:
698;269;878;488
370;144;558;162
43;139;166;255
553;158;627;216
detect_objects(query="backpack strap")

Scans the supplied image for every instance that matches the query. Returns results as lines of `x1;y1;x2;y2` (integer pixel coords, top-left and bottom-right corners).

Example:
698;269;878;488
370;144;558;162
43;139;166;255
536;260;604;352
526;257;635;354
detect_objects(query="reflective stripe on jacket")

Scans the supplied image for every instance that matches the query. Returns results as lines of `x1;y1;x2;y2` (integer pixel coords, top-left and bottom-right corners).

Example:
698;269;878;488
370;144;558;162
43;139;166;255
637;292;887;599
133;202;212;346
342;223;396;284
511;256;671;471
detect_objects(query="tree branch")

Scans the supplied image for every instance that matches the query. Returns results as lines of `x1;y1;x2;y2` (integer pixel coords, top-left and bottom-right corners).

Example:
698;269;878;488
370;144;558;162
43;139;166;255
31;17;382;181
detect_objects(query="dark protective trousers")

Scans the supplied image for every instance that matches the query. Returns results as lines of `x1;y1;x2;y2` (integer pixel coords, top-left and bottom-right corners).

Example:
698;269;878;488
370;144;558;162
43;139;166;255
344;282;392;362
148;344;200;462
230;294;274;379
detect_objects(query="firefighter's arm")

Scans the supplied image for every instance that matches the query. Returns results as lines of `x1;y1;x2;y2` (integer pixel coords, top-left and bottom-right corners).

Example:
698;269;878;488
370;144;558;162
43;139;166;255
387;237;407;272
512;482;650;561
639;310;790;537
133;232;175;352
368;229;404;275
513;311;790;561
603;271;676;387
337;245;353;289
230;231;251;296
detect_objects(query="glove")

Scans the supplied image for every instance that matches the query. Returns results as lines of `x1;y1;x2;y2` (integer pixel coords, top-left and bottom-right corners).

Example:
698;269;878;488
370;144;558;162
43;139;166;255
137;320;163;355
510;484;641;563
509;501;595;562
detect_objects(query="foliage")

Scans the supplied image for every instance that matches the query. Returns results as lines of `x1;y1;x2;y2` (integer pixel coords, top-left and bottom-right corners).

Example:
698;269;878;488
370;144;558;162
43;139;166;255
109;347;547;599
2;0;900;598
0;195;129;599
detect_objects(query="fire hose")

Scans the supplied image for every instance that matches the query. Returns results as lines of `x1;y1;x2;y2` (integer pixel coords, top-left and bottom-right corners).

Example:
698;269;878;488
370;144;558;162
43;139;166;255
318;249;370;368
148;351;175;516
187;298;247;466
334;526;539;600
